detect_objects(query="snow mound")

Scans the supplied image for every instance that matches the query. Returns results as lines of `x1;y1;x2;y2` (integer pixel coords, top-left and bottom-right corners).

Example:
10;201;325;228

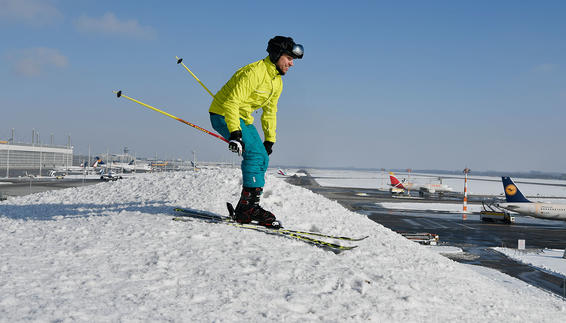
1;169;565;321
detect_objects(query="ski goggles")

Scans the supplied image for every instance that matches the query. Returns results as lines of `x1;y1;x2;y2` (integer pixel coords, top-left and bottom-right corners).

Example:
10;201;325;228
290;44;304;59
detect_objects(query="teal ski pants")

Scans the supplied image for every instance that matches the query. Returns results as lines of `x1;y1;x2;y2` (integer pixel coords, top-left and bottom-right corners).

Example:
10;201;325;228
210;113;269;188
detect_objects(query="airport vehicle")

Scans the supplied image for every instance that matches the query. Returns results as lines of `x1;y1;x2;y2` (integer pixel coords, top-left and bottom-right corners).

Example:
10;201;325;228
100;171;123;181
397;232;439;245
389;172;453;195
48;170;67;179
150;161;169;167
480;202;515;224
497;177;566;221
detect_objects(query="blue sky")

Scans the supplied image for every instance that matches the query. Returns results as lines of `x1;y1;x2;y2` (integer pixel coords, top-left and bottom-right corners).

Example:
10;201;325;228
1;0;565;172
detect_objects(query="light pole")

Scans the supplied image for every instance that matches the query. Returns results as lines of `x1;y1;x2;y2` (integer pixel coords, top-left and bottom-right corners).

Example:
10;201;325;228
6;141;9;178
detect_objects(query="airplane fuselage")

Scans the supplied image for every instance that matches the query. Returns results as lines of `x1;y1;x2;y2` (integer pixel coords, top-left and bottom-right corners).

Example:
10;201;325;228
392;182;452;193
498;202;566;221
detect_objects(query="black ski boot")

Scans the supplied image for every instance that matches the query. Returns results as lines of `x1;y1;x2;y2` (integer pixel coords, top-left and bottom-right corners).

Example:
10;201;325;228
233;187;281;228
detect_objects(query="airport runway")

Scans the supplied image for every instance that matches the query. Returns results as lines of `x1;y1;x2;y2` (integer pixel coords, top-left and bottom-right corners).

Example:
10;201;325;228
286;173;566;299
0;178;101;198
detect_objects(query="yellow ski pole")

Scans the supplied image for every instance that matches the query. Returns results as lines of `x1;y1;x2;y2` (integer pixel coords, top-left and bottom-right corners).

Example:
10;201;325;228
113;90;228;143
176;56;215;98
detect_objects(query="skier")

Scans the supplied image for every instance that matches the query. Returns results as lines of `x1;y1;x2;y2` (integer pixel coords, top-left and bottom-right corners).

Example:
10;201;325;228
209;36;304;228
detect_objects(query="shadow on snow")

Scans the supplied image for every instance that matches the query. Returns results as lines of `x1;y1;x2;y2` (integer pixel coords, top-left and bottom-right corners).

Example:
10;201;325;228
0;201;173;221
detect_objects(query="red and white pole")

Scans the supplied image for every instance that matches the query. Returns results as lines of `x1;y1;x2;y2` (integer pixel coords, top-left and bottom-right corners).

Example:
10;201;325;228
462;168;471;219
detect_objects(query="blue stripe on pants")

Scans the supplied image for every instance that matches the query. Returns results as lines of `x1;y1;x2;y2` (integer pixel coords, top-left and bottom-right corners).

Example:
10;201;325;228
210;114;269;188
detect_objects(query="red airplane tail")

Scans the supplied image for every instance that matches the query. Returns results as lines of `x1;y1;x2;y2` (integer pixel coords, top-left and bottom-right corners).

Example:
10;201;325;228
389;173;405;189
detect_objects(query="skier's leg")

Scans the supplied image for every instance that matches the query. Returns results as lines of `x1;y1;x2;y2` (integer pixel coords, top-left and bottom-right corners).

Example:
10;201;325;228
209;113;231;140
210;114;278;227
234;124;278;227
240;123;268;188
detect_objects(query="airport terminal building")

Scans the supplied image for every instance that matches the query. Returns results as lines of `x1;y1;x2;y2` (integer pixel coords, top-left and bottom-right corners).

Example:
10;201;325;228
0;142;73;177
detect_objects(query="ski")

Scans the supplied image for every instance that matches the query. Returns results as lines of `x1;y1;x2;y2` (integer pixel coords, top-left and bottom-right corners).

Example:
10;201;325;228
173;206;368;241
172;216;357;251
172;207;360;251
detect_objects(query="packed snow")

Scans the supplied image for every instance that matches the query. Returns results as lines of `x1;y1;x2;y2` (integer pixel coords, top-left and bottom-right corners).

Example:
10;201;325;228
1;169;565;321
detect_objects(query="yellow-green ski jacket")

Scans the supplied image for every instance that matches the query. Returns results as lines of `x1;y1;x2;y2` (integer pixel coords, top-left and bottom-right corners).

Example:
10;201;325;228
209;56;282;143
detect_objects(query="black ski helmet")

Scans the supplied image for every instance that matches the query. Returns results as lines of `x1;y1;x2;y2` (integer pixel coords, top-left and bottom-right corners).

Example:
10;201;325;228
267;36;304;64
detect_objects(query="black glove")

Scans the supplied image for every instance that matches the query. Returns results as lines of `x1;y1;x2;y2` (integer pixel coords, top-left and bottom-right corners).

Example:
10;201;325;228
229;130;244;156
263;141;274;155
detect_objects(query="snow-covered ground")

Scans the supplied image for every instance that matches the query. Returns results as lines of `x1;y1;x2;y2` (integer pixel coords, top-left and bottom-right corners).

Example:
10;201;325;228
1;169;566;321
494;248;566;277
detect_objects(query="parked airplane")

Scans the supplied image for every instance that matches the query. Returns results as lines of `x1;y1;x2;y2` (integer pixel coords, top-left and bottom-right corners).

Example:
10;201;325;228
92;157;105;168
275;168;305;177
110;159;152;173
497;177;566;221
389;172;453;194
52;160;100;175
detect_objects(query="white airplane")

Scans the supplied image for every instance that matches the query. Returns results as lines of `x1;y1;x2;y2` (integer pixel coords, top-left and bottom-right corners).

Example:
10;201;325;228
110;159;152;173
497;177;566;221
389;172;453;194
51;160;101;175
275;168;305;177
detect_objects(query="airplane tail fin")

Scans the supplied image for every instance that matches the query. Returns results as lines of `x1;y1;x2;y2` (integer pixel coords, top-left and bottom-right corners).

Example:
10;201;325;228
502;177;530;203
92;157;105;168
389;172;405;189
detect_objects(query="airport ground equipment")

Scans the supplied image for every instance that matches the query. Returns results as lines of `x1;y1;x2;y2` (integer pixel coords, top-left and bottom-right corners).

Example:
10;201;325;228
100;171;123;181
113;90;228;144
397;232;439;245
480;202;515;224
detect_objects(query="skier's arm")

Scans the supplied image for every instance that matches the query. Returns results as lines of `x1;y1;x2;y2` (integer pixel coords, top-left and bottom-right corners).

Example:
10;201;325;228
261;88;281;143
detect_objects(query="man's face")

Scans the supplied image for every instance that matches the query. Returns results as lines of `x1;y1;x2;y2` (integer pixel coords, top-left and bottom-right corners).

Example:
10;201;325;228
276;53;294;75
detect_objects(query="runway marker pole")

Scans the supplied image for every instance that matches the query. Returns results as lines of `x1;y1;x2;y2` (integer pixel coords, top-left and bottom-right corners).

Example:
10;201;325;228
462;168;471;220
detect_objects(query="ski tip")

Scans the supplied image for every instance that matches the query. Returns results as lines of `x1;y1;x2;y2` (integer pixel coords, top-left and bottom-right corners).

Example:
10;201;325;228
337;245;358;252
116;90;122;98
177;57;183;64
